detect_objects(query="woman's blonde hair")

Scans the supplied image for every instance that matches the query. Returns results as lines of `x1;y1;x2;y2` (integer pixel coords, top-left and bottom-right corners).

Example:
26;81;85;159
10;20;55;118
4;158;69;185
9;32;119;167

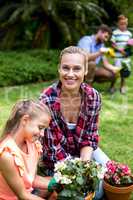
1;99;50;137
59;46;89;74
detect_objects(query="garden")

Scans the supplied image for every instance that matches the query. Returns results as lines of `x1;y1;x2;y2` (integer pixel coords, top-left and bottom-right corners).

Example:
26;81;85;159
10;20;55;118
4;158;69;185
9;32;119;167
0;49;133;168
0;0;133;199
0;49;133;199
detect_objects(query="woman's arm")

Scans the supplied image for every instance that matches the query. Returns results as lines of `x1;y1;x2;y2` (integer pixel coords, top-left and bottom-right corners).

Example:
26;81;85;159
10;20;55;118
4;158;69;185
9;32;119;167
0;152;44;200
80;146;93;161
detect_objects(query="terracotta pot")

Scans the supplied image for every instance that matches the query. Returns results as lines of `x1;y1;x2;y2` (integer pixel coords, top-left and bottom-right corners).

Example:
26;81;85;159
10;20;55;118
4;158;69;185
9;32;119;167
103;180;133;200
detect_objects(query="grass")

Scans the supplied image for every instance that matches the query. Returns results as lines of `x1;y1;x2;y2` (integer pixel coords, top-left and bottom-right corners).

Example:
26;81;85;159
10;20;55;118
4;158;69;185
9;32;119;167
0;77;133;166
94;76;133;168
0;81;52;131
0;75;133;199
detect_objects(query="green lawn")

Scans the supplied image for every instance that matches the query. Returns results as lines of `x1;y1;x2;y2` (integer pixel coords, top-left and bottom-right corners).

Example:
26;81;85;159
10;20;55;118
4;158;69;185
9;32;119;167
94;76;133;168
0;76;133;198
0;77;132;166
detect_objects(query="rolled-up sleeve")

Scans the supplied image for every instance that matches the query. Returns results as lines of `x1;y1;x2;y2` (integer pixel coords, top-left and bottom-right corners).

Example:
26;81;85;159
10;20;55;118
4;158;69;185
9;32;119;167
78;89;101;150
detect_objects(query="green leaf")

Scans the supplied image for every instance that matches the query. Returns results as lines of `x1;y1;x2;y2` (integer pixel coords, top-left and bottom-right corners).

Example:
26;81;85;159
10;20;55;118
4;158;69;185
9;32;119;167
76;176;84;185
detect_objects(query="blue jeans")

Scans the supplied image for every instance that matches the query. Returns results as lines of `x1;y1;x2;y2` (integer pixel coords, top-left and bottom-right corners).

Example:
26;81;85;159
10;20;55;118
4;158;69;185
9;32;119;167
93;180;104;200
92;147;110;167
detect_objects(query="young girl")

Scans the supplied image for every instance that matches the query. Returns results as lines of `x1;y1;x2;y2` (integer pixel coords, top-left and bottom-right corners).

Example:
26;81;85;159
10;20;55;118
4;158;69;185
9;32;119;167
0;100;58;200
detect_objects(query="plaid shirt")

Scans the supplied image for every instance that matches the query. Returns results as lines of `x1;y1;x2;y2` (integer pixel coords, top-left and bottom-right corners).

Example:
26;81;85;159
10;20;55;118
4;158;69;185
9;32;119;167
39;81;101;171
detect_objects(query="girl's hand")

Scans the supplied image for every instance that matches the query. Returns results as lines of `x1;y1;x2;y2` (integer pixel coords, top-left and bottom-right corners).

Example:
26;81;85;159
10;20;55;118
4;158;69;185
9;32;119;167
48;191;58;200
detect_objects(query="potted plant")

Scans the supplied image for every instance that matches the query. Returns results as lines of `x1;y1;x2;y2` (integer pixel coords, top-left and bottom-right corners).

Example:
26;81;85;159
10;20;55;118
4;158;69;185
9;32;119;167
103;160;133;200
53;156;103;200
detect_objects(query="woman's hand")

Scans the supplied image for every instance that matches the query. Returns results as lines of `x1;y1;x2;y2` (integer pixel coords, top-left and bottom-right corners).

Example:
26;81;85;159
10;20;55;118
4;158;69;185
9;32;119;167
80;146;93;162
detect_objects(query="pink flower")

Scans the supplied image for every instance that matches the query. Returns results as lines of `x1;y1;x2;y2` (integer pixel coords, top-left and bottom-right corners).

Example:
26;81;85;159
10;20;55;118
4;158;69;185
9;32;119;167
122;165;131;175
104;160;133;186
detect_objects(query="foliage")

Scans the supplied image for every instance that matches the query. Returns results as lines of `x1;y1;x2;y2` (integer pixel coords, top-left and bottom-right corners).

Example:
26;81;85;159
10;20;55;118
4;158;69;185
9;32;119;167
53;157;103;199
104;160;133;186
0;0;132;49
0;49;59;86
0;0;108;49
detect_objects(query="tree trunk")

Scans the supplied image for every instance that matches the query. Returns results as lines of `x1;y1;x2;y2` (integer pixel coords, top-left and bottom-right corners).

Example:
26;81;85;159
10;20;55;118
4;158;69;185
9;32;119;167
41;0;72;45
0;25;18;50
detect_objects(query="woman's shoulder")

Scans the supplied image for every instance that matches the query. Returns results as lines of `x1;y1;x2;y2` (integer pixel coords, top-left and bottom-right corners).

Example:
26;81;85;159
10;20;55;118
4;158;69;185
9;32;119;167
41;81;59;96
81;83;100;98
39;81;61;105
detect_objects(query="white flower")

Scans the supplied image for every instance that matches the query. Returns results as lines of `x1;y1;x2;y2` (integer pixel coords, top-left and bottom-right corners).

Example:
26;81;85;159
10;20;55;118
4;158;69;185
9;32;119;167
54;160;67;171
71;157;81;164
54;172;63;182
54;172;72;185
60;175;72;184
97;166;107;179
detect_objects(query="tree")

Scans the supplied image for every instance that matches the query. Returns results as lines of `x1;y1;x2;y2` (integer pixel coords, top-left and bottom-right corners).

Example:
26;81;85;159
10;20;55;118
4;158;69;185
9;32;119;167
0;0;108;49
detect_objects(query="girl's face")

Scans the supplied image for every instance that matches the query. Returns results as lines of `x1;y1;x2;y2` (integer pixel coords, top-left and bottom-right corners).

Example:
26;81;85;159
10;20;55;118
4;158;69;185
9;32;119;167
118;20;128;31
59;53;86;93
23;114;50;142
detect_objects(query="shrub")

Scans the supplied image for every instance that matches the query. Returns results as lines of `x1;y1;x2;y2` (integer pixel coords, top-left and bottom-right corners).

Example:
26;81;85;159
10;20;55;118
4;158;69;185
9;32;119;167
0;49;59;86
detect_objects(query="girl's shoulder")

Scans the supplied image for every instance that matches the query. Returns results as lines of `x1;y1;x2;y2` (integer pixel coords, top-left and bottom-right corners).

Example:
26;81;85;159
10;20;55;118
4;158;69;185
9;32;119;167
0;136;14;156
0;137;25;176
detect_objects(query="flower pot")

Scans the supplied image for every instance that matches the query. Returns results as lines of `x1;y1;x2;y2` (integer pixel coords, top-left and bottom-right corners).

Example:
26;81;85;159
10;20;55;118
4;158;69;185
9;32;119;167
103;180;133;200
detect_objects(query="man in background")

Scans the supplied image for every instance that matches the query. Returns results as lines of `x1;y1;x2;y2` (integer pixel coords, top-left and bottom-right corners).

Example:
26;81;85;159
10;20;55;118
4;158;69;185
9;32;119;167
78;24;120;93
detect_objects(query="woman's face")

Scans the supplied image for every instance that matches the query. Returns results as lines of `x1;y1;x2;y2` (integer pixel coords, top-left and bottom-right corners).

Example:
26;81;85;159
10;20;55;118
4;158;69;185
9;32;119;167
59;53;86;93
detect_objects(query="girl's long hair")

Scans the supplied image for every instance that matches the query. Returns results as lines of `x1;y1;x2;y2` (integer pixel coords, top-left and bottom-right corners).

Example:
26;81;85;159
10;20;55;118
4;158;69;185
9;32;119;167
1;99;50;140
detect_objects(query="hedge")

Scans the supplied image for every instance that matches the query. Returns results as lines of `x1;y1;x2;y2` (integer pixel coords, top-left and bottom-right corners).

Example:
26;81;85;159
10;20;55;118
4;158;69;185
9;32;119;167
0;49;59;86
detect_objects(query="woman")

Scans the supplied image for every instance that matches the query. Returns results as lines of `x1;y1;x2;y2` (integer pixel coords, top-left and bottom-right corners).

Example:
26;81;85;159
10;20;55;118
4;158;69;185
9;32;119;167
39;46;110;199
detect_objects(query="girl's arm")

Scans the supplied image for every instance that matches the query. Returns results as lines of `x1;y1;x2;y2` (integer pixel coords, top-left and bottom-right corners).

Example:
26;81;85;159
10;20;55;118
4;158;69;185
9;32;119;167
33;176;58;200
32;175;51;198
33;175;51;189
0;152;45;200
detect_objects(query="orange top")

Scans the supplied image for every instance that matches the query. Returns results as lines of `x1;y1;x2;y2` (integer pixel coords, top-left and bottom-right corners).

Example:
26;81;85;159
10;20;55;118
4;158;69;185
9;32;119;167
0;136;42;200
